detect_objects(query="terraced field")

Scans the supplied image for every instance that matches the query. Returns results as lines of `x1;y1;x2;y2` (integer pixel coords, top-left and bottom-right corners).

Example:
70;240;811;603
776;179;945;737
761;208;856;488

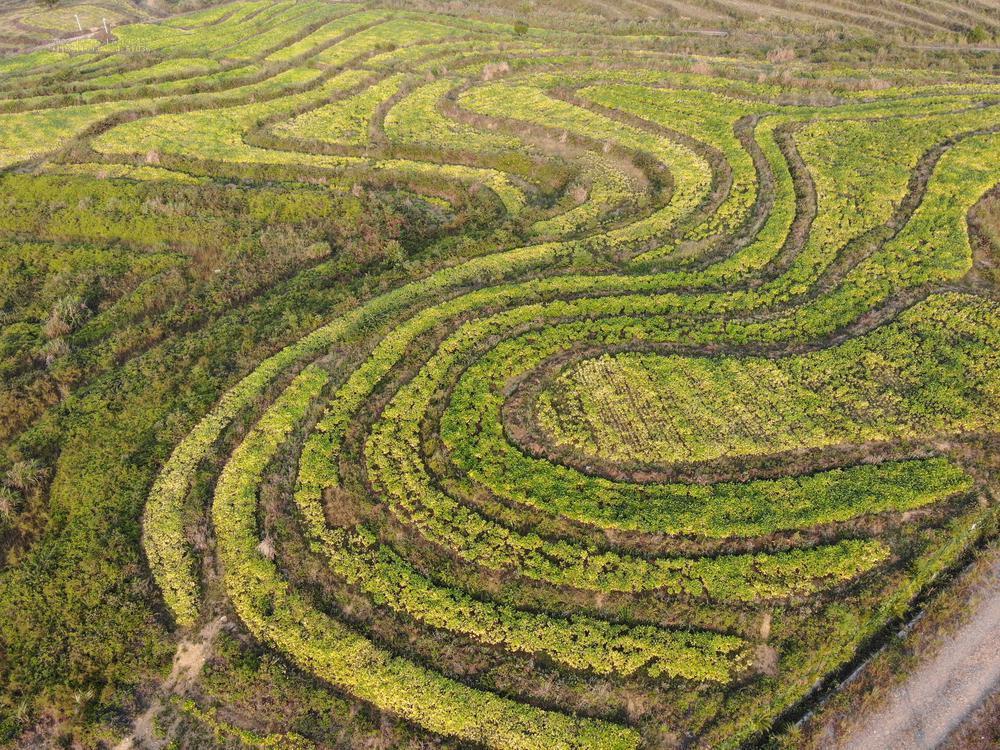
0;2;999;749
0;0;150;55
408;0;1000;39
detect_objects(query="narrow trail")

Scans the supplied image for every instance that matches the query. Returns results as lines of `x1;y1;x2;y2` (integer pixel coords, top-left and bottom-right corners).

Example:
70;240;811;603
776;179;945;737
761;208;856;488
834;555;1000;750
114;616;225;750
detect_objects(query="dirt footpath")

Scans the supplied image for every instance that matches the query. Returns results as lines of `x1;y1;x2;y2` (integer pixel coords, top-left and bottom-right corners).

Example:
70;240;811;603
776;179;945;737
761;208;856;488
834;557;1000;750
114;616;225;750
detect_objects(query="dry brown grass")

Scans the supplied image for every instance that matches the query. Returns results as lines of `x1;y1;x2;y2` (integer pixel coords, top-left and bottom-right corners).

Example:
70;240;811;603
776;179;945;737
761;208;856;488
940;689;1000;750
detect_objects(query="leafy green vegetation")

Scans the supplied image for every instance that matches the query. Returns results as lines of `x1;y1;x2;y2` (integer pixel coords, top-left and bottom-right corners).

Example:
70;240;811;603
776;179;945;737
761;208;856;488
0;2;997;749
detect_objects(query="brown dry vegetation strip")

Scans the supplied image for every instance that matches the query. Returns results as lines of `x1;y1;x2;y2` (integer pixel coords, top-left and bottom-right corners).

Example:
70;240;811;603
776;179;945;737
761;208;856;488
637;0;732;22
939;687;1000;750
784;0;948;34
923;0;1000;32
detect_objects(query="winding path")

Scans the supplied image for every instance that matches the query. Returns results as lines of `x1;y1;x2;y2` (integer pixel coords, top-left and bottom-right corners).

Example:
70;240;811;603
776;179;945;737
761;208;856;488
835;555;1000;750
113;617;226;750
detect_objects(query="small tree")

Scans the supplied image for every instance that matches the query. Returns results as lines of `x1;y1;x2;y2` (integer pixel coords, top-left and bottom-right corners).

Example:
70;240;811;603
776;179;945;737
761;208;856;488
967;25;988;44
513;20;528;36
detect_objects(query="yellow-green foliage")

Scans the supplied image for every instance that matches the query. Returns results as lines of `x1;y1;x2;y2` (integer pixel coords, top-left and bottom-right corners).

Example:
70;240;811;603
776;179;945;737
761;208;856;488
93;68;352;162
385;78;522;153
538;301;1000;464
265;8;386;62
530;152;640;236
274;73;409;147
85;57;220;87
0;102;126;168
39;162;205;183
3;6;999;748
314;17;462;66
581;84;766;253
23;3;130;32
0;50;70;75
219;0;348;61
177;698;316;750
461;82;712;250
212;366;641;750
91;68;527;213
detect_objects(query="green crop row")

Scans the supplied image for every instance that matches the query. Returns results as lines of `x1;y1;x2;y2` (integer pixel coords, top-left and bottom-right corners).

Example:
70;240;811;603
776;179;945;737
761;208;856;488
86;57;236;89
264;9;389;62
669;116;795;283
142;235;584;625
37;162;206;183
0;101;128;169
439;322;981;534
0;64;334;168
144;139;991;620
0;64;265;114
159;2;252;29
90;69;528;215
0;49;77;77
468;75;991;283
460;82;712;252
307;153;990;545
162;0;271;30
217;1;348;61
372;39;548;72
537;303;1000;465
579;84;767;258
364;307;960;553
314;18;462;67
110;1;311;58
211;365;641;750
178;126;984;604
384;78;523;154
295;369;752;683
148;120;991;612
353;299;896;591
273;72;409;147
366;406;893;595
759;102;999;301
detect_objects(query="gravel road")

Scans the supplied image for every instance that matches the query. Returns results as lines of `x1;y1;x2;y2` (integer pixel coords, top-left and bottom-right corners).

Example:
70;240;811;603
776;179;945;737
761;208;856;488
835;556;1000;750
